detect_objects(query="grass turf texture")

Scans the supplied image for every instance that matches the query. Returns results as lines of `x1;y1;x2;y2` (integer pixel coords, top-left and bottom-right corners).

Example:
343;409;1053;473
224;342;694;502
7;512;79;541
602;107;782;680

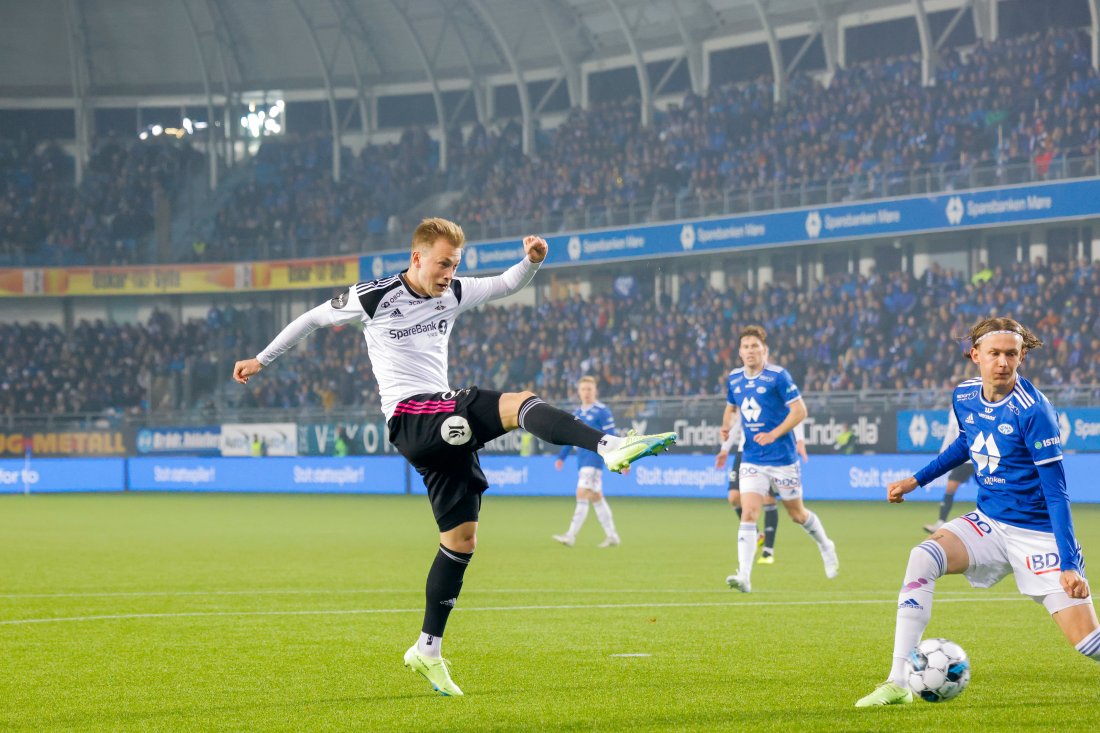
1;494;1098;732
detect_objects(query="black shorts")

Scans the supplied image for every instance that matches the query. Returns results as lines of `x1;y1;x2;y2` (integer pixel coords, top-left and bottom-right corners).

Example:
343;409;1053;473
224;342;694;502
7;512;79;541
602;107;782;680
948;462;975;484
387;387;507;532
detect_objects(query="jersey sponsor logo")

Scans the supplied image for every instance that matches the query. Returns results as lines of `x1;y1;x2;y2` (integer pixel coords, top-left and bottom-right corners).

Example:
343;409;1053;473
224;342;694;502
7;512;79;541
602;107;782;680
997;423;1014;435
740;396;762;422
1034;436;1061;449
964;414;975;424
734;386;742;393
978;412;995;421
389;320;446;340
1008;401;1020;415
1026;552;1061;575
389;308;403;318
434;302;446;311
983;407;994;413
956;391;978;401
330;291;349;309
440;416;472;446
970;432;1001;474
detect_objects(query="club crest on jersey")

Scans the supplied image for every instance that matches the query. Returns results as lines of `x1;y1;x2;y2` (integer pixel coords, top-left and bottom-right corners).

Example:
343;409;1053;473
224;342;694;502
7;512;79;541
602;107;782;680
740;396;762;422
440;416;472;446
970;432;1001;474
997;423;1014;435
756;386;767;394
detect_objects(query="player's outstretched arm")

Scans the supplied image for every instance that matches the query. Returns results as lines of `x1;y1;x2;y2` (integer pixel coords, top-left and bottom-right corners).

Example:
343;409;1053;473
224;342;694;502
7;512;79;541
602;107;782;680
887;476;919;503
233;358;263;385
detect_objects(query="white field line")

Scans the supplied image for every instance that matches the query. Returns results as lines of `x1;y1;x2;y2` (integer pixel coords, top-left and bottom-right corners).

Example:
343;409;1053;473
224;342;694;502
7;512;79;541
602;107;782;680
0;596;1027;626
0;588;994;600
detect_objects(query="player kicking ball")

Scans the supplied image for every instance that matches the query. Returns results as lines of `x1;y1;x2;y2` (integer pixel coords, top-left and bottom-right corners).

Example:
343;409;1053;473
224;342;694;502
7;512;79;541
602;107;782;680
233;219;675;697
552;376;623;548
856;317;1097;707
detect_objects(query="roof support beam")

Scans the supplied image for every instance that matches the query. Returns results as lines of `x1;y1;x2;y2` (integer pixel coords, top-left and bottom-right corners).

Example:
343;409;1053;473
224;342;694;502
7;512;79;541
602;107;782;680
61;0;93;185
750;0;785;102
443;5;488;123
383;0;448;171
292;0;343;182
1089;0;1100;71
605;0;653;127
536;1;581;107
935;0;972;50
912;0;935;86
467;0;533;155
181;0;219;190
971;0;998;43
202;0;242;167
669;3;703;94
813;0;839;77
331;0;385;142
785;30;819;76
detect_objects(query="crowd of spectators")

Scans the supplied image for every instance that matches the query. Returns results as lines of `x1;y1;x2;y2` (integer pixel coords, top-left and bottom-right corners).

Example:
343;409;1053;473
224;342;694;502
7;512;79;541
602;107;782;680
4;29;1099;265
453;28;1100;233
0;136;200;266
205;128;436;262
4;256;1097;418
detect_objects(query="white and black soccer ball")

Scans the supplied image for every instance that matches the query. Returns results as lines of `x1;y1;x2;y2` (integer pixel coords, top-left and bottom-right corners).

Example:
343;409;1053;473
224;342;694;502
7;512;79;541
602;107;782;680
906;638;971;702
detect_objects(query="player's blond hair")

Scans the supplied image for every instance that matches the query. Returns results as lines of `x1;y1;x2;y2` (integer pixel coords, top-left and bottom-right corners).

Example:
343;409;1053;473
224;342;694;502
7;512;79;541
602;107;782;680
740;325;767;344
411;217;465;252
967;316;1043;354
577;375;598;387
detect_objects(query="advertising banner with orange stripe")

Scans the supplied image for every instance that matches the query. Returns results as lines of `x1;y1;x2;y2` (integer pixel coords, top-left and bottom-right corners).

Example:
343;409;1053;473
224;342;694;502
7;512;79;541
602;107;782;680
0;257;359;297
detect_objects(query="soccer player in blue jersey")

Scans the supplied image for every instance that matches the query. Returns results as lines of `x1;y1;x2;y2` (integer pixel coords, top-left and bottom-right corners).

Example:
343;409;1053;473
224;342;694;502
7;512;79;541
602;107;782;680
552;376;621;547
720;325;839;593
856;317;1098;707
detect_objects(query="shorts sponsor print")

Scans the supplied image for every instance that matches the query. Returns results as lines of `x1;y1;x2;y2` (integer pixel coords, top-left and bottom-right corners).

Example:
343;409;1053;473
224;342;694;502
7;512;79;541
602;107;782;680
739;461;802;501
941;509;1091;614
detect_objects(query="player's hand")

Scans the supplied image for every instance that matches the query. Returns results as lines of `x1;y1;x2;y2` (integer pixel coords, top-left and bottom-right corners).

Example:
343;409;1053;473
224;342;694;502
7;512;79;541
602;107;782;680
524;235;548;263
797;440;809;462
715;451;728;469
887;476;919;503
754;430;777;446
719;426;730;442
233;358;263;384
554;459;564;471
1061;570;1091;599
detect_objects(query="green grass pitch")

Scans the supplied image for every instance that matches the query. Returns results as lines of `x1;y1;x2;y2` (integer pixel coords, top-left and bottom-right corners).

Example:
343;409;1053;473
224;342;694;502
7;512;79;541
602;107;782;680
2;493;1098;731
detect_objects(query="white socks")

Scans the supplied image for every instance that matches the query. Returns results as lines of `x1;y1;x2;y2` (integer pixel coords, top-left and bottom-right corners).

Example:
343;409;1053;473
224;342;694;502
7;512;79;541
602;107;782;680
418;631;442;658
1075;627;1100;662
737;522;757;579
889;541;947;685
566;499;590;538
592;498;617;538
800;510;831;549
596;435;624;455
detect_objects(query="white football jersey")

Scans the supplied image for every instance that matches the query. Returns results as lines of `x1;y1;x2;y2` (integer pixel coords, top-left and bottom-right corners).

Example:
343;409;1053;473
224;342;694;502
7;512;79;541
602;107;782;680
256;258;538;419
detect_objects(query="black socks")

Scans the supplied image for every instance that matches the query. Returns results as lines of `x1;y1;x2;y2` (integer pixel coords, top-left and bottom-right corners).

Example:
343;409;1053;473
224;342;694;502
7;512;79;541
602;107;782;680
422;544;473;638
517;396;603;452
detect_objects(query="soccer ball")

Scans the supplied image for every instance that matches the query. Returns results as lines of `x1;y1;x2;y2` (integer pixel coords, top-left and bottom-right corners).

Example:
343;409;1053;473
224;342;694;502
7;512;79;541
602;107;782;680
906;638;971;702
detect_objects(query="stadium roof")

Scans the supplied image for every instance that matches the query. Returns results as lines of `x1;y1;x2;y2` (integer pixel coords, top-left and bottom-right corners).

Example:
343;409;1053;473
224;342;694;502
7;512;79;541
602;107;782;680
0;0;945;104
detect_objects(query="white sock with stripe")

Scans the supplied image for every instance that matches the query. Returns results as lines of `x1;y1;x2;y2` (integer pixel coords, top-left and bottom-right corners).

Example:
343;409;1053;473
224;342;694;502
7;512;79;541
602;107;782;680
889;540;947;686
736;522;757;579
566;499;590;538
592;498;617;537
1075;627;1100;662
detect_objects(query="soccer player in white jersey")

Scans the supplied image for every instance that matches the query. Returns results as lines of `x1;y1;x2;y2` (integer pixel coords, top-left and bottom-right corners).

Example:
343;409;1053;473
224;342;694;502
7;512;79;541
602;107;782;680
232;218;676;697
717;417;807;563
552;376;622;547
922;408;975;533
719;325;838;592
856;317;1098;707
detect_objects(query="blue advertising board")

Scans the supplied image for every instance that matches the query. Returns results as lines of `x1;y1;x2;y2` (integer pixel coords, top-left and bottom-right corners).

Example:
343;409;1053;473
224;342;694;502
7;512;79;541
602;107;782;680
362;178;1100;277
407;454;1100;503
0;458;125;493
134;426;221;455
898;408;1100;453
127;456;407;493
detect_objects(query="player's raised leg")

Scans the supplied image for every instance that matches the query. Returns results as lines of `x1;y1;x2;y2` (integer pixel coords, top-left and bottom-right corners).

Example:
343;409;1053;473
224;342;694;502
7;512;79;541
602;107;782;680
498;391;675;473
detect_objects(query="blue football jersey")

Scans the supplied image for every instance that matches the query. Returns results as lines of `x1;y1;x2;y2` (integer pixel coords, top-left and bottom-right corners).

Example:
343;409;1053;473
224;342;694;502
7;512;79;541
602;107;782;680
949;375;1066;531
726;364;802;466
558;402;616;469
